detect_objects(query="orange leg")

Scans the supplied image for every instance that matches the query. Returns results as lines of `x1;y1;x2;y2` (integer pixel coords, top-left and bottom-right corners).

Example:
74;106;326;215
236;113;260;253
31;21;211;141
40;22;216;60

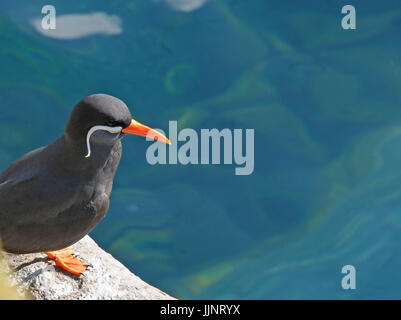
45;248;87;276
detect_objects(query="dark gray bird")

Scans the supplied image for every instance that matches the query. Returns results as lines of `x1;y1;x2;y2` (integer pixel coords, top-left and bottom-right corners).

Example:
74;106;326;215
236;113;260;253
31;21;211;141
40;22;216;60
0;94;170;275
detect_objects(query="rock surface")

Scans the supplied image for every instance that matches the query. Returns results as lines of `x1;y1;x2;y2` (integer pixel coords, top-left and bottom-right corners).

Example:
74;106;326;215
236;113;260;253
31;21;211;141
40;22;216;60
0;236;174;300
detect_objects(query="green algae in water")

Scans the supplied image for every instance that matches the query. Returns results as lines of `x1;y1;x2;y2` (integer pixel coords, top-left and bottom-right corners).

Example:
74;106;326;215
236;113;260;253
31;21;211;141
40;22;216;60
285;10;401;50
310;68;401;125
165;65;198;95
222;104;326;162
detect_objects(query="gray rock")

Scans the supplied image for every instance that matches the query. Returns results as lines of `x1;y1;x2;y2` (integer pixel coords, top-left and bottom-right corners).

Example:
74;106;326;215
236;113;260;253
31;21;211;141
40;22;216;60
0;235;174;300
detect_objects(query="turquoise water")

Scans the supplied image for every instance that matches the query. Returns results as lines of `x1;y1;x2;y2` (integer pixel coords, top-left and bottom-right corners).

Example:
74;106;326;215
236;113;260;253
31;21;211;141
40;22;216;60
1;0;401;299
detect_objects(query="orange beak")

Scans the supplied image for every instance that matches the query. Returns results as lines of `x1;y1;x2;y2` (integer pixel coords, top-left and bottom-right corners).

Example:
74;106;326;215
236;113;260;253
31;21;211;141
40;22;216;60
122;119;171;145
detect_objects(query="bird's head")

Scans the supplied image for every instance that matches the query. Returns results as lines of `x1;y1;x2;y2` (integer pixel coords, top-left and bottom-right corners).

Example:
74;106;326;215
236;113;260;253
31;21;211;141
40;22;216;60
65;94;170;157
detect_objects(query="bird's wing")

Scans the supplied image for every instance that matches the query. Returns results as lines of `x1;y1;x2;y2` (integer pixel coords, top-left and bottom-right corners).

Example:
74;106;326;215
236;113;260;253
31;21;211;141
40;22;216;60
0;148;79;228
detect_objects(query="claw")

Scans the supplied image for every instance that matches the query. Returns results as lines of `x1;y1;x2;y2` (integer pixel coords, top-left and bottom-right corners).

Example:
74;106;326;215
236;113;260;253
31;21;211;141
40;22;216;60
45;248;87;276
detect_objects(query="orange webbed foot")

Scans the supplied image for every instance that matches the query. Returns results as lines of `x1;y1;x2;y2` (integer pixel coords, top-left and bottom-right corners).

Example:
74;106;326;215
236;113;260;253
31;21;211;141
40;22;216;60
45;248;87;276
